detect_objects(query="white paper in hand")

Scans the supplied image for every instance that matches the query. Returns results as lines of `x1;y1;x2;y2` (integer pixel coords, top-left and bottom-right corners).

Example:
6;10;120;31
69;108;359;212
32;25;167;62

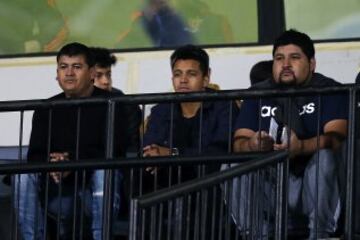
269;117;288;144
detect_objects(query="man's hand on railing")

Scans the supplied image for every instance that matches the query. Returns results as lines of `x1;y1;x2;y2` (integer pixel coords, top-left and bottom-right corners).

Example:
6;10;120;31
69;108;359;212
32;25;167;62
49;152;71;183
273;130;303;158
249;131;274;152
143;144;171;175
143;144;171;157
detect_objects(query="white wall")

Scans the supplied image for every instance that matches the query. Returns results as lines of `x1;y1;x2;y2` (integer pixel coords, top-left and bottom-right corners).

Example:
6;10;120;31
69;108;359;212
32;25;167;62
0;42;360;146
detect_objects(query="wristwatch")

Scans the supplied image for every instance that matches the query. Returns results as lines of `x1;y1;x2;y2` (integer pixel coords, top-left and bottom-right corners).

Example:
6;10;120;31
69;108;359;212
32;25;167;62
171;148;179;156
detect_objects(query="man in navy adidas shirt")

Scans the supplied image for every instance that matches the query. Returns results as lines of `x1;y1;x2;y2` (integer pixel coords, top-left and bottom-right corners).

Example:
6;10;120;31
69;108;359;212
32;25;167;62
233;30;347;239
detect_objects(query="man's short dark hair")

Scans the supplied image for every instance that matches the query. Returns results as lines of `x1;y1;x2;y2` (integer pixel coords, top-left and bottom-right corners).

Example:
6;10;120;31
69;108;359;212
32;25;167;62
170;44;209;76
250;60;273;86
272;29;315;60
91;47;117;68
57;42;95;67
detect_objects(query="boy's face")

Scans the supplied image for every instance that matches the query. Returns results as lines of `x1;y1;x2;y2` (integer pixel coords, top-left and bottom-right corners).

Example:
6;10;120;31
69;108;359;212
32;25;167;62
94;65;112;91
172;59;209;92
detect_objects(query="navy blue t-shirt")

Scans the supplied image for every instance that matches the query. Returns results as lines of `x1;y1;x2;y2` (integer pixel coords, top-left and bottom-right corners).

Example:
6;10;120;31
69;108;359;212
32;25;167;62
235;76;348;139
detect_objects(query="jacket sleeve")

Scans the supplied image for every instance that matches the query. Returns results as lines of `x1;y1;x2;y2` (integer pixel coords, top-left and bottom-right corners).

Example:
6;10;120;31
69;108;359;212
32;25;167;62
124;103;142;156
27;109;49;163
143;105;169;147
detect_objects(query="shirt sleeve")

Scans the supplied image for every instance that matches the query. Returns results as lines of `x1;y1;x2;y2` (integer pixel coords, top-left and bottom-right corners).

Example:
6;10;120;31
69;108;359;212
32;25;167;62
321;92;348;126
143;105;169;147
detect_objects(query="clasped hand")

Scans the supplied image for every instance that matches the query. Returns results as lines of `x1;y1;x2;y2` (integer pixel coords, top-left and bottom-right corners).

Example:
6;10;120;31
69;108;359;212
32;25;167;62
49;152;70;184
249;130;303;157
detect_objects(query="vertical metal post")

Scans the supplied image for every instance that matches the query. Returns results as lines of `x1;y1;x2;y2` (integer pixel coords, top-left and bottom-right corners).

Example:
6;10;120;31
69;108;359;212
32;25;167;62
168;103;175;189
129;199;139;240
185;194;192;240
150;206;156;240
275;154;288;240
12;110;24;240
274;96;291;240
158;203;164;240
224;178;233;240
200;191;207;240
345;88;356;239
103;100;116;240
43;108;53;240
175;197;184;240
313;94;323;238
227;100;234;153
72;107;82;239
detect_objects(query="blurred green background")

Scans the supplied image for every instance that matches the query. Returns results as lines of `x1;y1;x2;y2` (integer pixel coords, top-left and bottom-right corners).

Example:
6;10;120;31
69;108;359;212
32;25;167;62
0;0;258;55
2;0;359;56
284;0;360;39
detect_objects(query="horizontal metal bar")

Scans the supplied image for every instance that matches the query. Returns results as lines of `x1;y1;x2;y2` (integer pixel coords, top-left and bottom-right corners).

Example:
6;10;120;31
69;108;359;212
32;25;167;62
136;151;288;208
0;85;355;112
0;152;265;175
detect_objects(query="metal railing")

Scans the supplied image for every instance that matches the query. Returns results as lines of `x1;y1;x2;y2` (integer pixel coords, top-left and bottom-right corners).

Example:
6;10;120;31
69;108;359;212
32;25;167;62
129;151;288;240
0;85;358;239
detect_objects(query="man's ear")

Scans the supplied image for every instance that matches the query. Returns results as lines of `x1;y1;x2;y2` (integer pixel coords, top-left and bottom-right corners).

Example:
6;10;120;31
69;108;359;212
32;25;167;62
89;66;96;81
203;75;210;88
310;58;316;72
203;68;211;88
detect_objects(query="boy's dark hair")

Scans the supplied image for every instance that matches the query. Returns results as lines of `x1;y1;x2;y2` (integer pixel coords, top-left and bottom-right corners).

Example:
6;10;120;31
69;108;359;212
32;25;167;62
272;29;315;60
250;60;273;86
91;47;117;68
56;42;95;67
170;44;209;76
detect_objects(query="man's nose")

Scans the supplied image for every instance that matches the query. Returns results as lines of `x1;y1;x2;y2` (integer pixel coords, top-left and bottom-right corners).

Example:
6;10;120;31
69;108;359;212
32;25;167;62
102;76;111;85
180;75;188;83
282;57;291;68
66;67;75;76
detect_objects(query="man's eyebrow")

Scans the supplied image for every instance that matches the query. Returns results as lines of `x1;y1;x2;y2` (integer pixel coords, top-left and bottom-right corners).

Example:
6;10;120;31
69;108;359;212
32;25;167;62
59;62;84;65
274;53;284;57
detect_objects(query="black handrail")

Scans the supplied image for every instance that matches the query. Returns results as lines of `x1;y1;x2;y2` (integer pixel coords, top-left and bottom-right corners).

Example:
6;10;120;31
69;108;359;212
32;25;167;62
0;152;266;175
134;151;287;208
0;85;355;112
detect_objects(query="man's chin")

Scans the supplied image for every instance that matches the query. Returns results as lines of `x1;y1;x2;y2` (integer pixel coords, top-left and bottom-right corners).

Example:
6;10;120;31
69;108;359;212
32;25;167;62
278;78;296;86
63;87;80;97
176;88;192;93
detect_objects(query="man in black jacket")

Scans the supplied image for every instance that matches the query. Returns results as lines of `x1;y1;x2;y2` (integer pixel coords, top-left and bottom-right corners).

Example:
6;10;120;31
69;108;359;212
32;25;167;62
17;42;139;240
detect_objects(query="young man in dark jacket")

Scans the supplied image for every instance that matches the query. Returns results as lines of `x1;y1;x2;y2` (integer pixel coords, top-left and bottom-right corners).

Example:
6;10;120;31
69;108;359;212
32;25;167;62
143;44;237;182
141;45;237;239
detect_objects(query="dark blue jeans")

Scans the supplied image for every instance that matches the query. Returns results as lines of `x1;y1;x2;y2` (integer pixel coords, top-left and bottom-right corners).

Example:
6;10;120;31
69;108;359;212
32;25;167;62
14;170;122;240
